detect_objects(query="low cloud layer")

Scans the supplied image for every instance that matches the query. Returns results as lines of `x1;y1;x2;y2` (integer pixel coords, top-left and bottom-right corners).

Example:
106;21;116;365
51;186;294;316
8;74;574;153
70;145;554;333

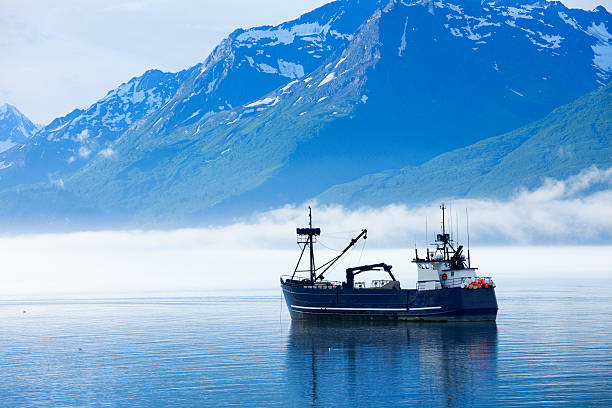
220;165;612;248
0;167;611;297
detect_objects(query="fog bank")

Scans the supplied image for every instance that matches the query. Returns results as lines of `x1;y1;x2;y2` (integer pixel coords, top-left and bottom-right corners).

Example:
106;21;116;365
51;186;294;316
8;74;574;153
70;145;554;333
1;167;611;298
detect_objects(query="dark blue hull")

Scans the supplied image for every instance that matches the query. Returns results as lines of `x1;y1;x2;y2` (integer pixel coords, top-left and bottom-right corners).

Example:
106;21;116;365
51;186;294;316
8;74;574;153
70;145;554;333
281;282;498;322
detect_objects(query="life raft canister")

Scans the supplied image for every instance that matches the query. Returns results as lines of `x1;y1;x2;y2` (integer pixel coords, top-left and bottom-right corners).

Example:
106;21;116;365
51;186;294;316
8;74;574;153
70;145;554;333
441;273;447;280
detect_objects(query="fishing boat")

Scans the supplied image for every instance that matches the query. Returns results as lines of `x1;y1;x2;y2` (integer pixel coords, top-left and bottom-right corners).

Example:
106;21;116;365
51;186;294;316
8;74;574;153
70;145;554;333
280;205;498;321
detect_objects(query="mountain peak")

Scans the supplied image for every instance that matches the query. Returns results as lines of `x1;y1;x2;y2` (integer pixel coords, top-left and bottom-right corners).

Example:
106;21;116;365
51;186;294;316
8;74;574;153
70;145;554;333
0;103;18;115
0;103;39;154
0;0;610;227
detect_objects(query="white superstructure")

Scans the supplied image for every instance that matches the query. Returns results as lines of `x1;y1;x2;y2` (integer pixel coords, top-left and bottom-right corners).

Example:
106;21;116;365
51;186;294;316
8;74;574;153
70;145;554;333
412;204;491;291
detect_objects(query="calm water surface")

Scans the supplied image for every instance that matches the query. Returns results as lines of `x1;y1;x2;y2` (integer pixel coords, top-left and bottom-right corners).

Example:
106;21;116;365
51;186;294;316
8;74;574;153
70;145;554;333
0;283;611;407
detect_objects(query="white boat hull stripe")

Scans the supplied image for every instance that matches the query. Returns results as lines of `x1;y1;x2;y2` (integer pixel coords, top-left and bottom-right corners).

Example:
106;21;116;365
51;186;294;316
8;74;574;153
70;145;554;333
291;305;442;312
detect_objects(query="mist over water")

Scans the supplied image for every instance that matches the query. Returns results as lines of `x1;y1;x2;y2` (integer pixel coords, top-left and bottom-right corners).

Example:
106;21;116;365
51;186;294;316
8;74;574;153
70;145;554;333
1;166;611;296
1;174;611;297
0;242;610;298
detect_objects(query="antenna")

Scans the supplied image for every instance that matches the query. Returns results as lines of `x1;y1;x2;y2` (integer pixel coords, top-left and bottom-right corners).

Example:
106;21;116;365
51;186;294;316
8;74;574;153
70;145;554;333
425;215;428;246
440;203;446;236
456;210;459;245
466;208;471;268
309;206;312;229
449;203;453;243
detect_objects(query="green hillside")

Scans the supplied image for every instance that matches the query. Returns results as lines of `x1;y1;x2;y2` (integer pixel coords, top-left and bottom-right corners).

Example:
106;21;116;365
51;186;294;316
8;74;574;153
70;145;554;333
317;82;612;207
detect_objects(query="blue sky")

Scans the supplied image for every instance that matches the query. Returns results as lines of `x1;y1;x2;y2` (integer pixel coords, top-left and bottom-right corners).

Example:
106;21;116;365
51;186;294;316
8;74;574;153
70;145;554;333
0;0;609;124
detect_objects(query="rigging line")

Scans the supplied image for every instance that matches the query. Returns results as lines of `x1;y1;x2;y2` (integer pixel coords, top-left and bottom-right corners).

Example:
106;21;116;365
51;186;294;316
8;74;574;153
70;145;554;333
318;241;359;276
319;235;355;241
315;238;343;252
357;237;366;265
314;255;339;272
322;230;361;236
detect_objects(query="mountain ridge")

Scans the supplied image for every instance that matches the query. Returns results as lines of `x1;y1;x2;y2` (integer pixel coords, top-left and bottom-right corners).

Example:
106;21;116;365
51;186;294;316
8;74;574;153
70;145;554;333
0;0;610;229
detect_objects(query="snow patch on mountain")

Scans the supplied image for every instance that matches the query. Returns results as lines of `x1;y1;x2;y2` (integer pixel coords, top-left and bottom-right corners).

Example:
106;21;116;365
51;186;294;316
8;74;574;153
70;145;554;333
235;21;333;47
586;22;612;43
245;96;280;108
281;80;299;93
318;72;336;87
398;17;409;56
510;88;525;97
428;0;607;60
558;11;580;30
592;43;612;73
257;63;278;74
586;22;612;73
277;60;305;79
503;6;534;20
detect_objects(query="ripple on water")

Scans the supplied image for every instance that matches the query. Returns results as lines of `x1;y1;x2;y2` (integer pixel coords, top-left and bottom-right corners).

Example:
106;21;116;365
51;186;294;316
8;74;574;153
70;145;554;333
0;284;610;407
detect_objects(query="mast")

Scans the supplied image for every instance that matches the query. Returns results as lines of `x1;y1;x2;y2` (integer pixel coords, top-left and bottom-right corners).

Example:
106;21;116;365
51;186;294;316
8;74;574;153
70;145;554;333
425;215;430;260
308;206;315;282
294;207;366;282
294;207;321;282
456;210;459;246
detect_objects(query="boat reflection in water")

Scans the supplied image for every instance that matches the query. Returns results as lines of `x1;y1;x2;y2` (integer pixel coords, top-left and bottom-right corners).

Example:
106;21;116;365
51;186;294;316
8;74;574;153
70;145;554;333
284;321;498;406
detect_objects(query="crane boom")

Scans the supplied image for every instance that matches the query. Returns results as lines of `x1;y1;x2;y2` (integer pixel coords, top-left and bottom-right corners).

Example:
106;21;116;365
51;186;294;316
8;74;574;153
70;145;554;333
315;229;367;281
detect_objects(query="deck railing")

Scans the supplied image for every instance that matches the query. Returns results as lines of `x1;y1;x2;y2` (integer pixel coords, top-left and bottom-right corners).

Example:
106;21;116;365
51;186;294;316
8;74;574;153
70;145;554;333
417;276;495;290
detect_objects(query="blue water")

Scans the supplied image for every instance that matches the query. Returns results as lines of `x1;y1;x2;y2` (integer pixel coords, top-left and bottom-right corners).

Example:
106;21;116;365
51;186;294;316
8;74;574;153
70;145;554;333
1;284;611;407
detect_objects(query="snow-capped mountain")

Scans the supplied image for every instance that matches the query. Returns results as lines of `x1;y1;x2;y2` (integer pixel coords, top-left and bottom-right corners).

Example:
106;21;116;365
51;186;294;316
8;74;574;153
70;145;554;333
124;0;380;133
0;68;195;186
0;0;377;189
0;104;39;156
0;0;611;227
